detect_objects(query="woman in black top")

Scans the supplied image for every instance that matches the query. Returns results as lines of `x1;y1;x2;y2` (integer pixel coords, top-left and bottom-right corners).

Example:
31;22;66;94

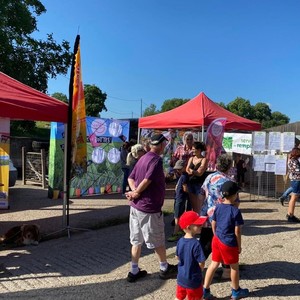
186;142;208;213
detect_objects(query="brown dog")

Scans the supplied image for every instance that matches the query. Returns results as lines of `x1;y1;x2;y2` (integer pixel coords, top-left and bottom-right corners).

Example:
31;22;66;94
0;224;40;246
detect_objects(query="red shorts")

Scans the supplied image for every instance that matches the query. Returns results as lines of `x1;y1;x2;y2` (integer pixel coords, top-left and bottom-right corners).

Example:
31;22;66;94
176;284;203;300
211;235;239;265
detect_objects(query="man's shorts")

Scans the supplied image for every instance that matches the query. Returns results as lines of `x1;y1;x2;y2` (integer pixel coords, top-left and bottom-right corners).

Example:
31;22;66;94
129;206;165;249
211;236;239;265
176;284;203;300
290;180;300;195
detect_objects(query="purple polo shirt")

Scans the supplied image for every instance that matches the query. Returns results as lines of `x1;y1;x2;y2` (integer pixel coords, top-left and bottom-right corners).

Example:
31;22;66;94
128;151;166;213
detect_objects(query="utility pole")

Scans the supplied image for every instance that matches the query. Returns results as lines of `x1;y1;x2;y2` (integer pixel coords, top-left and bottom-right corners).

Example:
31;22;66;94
140;98;143;117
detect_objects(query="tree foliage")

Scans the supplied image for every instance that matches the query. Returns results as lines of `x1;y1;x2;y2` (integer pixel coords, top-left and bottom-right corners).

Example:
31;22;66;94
160;98;189;112
51;92;68;103
226;97;254;119
143;104;159;116
0;0;72;92
84;84;107;117
224;97;289;129
51;84;108;117
1;0;72;134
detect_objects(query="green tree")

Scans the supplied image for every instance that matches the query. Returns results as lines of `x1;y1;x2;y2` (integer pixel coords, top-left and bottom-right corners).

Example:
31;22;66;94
0;0;72;92
262;111;290;129
1;1;72;135
160;98;189;112
84;84;107;117
143;104;159;116
217;101;227;109
252;102;272;123
227;97;254;119
51;92;68;103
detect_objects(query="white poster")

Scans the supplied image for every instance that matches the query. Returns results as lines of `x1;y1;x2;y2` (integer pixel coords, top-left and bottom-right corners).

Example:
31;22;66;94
222;133;252;155
265;163;275;172
281;132;295;152
252;131;266;152
268;132;281;150
264;154;276;164
253;154;265;171
275;155;287;175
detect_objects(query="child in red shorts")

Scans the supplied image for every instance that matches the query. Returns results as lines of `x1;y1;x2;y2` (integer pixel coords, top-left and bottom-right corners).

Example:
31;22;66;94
175;211;208;300
203;181;249;300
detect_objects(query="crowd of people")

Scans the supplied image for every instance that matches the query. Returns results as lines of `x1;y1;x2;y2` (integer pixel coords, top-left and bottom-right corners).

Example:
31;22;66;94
121;132;299;300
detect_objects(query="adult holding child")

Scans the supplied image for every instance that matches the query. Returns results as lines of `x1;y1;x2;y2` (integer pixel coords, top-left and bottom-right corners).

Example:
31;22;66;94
126;134;177;282
286;147;300;223
186;141;208;213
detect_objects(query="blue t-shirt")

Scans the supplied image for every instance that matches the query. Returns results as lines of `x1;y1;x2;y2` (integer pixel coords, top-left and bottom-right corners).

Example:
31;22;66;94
176;237;206;289
212;203;244;247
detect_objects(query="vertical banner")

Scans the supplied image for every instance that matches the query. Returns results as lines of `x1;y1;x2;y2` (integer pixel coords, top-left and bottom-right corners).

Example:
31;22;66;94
70;35;87;176
205;118;227;171
0;118;10;209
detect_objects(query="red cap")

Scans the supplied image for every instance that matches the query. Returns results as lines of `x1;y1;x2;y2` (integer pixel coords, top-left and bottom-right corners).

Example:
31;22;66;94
179;211;208;229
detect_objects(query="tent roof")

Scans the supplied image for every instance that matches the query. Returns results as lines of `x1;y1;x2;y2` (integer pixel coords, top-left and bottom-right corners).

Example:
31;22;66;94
139;92;261;131
0;72;68;123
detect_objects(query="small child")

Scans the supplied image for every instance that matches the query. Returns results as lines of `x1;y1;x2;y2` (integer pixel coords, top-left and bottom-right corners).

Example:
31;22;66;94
168;160;190;242
175;211;208;300
203;181;249;300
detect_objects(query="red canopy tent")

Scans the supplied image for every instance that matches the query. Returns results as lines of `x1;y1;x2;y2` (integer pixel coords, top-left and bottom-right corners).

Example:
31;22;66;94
0;72;68;122
139;92;261;131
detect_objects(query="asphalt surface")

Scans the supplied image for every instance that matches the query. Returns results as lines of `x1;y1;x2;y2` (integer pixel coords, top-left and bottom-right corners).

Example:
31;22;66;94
0;181;299;299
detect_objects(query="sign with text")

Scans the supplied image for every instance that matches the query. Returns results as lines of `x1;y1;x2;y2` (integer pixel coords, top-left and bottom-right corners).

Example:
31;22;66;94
222;133;252;155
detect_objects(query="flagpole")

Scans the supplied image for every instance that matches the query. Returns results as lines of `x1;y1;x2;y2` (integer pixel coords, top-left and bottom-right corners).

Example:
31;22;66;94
65;35;80;230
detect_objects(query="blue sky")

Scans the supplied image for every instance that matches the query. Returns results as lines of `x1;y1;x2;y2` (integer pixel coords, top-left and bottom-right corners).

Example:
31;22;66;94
36;0;300;122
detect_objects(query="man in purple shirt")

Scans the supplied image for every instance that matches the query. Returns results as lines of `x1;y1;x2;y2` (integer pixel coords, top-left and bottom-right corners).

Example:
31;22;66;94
126;133;177;282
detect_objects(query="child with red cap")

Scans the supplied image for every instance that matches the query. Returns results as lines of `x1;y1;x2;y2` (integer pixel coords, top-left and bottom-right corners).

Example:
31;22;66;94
175;211;208;300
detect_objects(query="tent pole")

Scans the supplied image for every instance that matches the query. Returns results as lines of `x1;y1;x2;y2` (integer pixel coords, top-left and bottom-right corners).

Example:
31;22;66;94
137;127;141;143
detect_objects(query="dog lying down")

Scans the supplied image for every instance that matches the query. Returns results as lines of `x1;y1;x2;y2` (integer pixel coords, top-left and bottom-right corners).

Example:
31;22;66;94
0;224;40;247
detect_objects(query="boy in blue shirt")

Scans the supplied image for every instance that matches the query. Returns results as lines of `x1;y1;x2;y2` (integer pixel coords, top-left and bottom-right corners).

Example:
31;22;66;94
203;181;249;300
175;211;208;300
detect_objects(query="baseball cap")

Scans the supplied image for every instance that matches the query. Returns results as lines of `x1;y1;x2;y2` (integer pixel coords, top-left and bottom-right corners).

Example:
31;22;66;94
150;134;167;145
173;160;185;170
179;211;208;229
221;181;240;197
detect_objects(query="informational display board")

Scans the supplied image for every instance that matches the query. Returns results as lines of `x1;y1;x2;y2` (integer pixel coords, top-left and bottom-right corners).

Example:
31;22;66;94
48;117;129;198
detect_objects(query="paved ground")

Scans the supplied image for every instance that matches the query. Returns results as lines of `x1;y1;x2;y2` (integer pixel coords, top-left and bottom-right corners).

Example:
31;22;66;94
0;181;299;299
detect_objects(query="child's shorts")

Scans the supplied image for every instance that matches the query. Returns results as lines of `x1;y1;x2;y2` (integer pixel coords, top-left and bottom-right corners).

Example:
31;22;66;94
211;236;239;265
176;284;203;300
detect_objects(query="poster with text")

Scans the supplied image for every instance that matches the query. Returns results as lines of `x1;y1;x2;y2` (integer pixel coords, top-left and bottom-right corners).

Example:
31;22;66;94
222;133;252;155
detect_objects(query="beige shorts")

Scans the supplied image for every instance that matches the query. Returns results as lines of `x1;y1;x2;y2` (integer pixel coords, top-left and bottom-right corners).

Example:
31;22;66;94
129;206;165;249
